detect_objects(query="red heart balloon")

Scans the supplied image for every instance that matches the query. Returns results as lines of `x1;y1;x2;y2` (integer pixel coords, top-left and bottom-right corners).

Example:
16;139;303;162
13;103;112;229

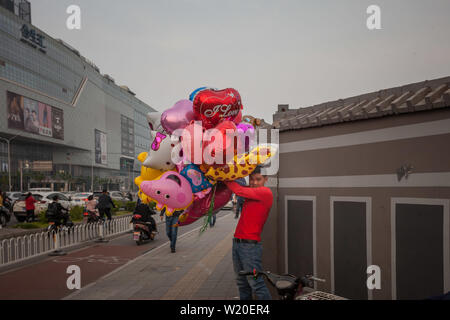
193;88;242;129
233;110;243;124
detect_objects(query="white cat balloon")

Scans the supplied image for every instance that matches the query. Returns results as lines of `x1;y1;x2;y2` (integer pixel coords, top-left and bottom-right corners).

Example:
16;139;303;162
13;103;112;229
143;130;177;171
146;112;162;131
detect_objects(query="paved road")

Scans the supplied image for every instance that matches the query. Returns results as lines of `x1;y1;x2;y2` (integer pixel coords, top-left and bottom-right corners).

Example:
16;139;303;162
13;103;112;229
0;210;233;300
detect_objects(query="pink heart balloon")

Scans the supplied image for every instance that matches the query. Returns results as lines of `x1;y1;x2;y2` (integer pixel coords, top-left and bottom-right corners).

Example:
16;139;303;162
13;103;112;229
161;100;196;134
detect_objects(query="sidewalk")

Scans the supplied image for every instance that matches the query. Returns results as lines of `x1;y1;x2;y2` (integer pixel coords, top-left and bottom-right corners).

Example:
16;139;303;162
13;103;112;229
67;213;240;300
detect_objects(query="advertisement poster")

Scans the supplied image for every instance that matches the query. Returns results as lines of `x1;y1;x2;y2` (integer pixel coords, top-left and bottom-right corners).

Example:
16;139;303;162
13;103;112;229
95;129;107;165
7;91;24;130
51;107;64;140
7;91;63;140
23;97;40;134
38;102;52;137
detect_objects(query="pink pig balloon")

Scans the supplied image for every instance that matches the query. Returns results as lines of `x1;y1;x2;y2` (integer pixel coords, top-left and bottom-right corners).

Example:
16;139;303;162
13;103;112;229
140;171;194;216
161;100;196;134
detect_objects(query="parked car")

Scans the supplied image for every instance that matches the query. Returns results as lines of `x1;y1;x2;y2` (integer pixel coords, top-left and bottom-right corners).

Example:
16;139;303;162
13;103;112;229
13;192;73;222
6;191;23;204
110;191;128;202
70;193;93;207
92;191;128;202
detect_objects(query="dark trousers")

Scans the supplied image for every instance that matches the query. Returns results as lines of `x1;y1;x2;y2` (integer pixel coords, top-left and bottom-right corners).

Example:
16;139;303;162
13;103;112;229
99;208;112;220
165;215;179;250
26;209;35;222
232;241;272;300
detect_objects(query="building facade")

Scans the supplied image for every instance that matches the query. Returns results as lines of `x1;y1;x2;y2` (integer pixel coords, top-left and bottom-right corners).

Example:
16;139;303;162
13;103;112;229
0;3;155;192
263;76;450;300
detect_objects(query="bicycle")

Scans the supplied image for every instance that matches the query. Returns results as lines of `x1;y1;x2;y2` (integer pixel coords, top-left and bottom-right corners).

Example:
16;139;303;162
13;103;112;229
239;269;327;300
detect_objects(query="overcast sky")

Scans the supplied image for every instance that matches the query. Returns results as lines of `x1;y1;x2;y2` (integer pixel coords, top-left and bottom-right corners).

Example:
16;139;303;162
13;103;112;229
30;0;450;123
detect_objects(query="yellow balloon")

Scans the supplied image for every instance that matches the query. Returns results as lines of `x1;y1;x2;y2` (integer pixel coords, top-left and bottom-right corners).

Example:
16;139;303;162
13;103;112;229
203;144;277;182
135;152;168;203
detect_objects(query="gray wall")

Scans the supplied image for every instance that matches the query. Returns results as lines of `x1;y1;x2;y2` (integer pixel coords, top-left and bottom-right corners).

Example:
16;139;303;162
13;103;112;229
269;108;450;299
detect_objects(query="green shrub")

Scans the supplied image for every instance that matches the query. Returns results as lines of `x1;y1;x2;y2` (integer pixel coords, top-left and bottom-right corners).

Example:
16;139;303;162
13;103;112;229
14;222;45;229
70;206;84;221
38;210;48;224
126;201;136;212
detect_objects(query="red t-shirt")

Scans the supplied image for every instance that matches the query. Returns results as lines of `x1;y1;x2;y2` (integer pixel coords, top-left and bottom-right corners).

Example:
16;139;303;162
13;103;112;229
225;181;273;242
25;196;36;210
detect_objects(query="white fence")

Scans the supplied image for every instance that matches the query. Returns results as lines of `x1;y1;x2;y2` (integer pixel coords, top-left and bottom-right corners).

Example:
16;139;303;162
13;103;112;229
0;216;133;267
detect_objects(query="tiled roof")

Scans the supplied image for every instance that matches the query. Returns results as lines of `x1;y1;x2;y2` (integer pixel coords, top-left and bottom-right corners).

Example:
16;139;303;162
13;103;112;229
273;76;450;132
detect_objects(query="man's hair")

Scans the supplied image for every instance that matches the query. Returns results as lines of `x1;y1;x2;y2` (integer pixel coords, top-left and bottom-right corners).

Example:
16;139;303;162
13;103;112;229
250;166;265;176
102;189;107;193
88;195;93;201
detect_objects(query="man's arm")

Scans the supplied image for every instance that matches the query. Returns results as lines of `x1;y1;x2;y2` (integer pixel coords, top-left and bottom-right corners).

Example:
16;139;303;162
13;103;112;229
109;196;116;208
224;181;270;201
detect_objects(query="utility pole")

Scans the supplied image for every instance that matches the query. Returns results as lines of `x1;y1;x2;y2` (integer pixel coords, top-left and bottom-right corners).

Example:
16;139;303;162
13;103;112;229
91;150;94;192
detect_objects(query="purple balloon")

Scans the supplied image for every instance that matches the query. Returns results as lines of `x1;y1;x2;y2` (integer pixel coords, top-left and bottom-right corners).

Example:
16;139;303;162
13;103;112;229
236;122;254;133
237;123;255;151
161;100;196;134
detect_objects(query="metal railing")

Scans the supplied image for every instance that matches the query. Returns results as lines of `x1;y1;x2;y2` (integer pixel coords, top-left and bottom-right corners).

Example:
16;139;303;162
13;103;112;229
0;216;133;267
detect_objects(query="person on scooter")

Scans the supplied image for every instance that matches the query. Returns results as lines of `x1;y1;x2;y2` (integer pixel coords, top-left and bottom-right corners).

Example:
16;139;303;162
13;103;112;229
46;195;69;227
132;202;157;233
84;195;99;223
0;190;9;215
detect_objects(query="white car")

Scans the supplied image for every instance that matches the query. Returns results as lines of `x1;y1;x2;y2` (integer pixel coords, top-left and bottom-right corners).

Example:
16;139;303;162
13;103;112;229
70;193;92;207
13;192;73;222
109;191;128;202
5;191;23;204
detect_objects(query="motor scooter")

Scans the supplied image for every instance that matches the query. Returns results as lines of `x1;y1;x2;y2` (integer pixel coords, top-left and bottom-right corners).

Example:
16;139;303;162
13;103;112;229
131;213;157;245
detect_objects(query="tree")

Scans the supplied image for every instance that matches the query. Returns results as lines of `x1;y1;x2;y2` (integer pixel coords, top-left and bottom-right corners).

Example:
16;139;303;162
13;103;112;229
57;171;73;191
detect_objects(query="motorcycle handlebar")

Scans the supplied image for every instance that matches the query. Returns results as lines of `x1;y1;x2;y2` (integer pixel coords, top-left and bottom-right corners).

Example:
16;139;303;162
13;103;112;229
239;270;326;284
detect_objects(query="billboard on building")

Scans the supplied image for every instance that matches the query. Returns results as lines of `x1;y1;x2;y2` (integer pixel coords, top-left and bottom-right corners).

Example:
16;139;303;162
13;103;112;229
7;91;64;140
95;129;107;165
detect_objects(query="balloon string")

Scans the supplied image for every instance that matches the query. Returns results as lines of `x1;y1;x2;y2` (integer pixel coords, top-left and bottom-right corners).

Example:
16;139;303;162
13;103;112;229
199;184;217;235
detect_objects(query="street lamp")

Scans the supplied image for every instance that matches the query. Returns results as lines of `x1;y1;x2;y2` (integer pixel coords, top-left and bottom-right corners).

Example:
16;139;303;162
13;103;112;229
0;135;19;192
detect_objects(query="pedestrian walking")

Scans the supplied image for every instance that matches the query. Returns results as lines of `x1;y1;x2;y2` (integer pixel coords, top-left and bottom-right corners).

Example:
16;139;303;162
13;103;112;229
96;189;115;221
225;166;273;300
234;178;247;219
160;208;183;253
209;212;217;227
25;192;37;222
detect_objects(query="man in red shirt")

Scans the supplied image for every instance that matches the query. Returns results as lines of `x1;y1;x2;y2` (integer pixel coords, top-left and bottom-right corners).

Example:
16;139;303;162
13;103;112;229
225;166;273;300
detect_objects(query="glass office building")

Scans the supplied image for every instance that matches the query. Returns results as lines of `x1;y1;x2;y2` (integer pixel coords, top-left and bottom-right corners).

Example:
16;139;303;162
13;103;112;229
0;2;155;192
